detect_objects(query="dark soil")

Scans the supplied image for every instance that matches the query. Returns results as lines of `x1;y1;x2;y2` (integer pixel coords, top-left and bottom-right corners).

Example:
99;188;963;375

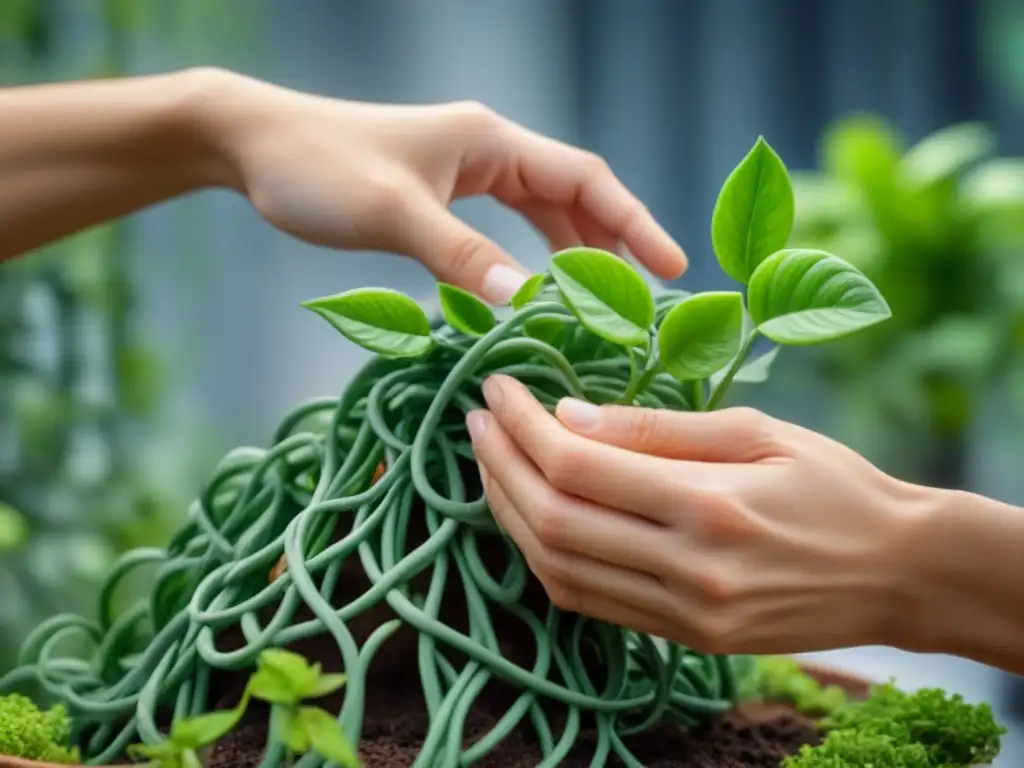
207;672;849;768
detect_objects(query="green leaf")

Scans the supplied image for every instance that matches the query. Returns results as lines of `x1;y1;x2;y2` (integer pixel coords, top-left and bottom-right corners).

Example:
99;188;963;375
437;283;496;336
248;669;298;705
170;707;246;749
899;122;995;188
747;249;891;345
308;673;348;699
298;706;361;768
523;316;573;348
711;346;780;389
550;247;654;347
657;292;744;382
302;288;434;358
711;136;795;284
962;158;1024;213
128;741;178;761
510;274;547;309
0;503;28;551
181;749;203;768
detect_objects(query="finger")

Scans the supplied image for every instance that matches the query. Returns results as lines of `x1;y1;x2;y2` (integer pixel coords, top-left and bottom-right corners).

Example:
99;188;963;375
517;202;582;251
479;375;692;523
494;124;687;279
555;399;787;464
393;196;531;304
469;409;671;573
478;463;677;618
568;205;621;254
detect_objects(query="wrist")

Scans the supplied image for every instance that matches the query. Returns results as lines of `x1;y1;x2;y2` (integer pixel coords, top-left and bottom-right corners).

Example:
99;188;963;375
889;484;1024;673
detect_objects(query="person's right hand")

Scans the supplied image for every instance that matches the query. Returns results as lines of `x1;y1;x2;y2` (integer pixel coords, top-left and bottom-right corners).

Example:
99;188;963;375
197;69;687;303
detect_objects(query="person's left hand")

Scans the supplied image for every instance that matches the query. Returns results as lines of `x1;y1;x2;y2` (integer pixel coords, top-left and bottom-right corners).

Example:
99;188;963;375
467;375;929;655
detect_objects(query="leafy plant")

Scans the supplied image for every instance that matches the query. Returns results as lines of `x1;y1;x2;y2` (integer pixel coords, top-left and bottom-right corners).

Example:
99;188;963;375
821;682;1005;766
790;116;1024;487
130;649;359;768
306;137;891;415
0;693;79;763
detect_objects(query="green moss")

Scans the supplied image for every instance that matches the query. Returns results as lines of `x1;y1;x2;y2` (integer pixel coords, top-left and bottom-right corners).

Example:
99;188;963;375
0;693;79;764
821;682;1005;766
735;655;849;717
784;729;933;768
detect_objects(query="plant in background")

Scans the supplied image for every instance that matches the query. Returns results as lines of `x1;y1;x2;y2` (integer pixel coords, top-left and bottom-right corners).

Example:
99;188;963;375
734;656;848;718
789;116;1024;488
0;0;240;674
0;137;905;766
0;693;78;764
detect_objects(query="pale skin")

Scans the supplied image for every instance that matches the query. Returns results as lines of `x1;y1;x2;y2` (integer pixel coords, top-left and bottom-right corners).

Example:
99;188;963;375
4;67;1023;677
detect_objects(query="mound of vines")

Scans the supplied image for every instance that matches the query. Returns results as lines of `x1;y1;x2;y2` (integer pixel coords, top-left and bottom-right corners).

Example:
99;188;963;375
0;138;891;767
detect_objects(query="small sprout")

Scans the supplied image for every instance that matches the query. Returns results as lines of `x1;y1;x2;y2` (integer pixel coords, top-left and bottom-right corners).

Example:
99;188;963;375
711;135;795;285
746;248;891;345
736;656;848;717
437;283;496;336
549;246;655;347
510;273;547;309
302;287;434;358
657;291;744;382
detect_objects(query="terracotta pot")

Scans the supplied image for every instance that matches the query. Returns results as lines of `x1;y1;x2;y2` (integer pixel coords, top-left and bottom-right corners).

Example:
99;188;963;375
0;662;992;767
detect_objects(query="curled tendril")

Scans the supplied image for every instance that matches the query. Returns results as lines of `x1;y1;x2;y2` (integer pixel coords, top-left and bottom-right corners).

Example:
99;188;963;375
1;297;737;768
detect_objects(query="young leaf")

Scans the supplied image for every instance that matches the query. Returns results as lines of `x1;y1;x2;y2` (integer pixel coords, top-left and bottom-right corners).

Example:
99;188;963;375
524;316;572;348
657;292;744;382
714;346;780;387
747;249;891;345
248;669;298;705
169;707;246;749
711;136;795;284
298;706;361;768
510;273;547;309
308;672;348;699
182;749;203;768
437;283;496;336
550;247;654;347
302;288;433;358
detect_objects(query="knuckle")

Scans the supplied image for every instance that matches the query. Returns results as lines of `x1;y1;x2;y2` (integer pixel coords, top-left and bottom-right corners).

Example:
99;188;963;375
360;175;415;220
449;100;501;134
540;443;585;489
448;232;491;276
533;493;571;549
724;406;774;442
544;578;581;613
580;151;611;178
625;408;663;448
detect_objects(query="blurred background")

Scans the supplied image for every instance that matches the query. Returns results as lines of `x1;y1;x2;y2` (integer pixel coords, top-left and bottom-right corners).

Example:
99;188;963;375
1;0;1022;763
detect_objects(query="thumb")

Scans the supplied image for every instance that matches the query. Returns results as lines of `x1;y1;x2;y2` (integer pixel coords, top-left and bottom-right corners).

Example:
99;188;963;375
393;197;531;304
554;399;777;463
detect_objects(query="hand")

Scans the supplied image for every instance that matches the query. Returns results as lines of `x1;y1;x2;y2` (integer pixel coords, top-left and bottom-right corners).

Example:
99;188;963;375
467;375;930;655
198;70;687;303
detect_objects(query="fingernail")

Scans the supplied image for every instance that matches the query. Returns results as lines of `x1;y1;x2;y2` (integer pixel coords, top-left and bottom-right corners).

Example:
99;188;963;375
482;376;504;408
482;265;529;304
557;398;600;431
466;410;488;441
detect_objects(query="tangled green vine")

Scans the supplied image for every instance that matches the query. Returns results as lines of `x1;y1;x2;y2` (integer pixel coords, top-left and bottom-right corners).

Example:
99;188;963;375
0;137;892;766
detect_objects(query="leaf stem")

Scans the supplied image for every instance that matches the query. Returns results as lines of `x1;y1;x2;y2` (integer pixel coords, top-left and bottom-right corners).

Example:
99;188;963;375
686;379;706;411
619;335;660;404
705;331;759;411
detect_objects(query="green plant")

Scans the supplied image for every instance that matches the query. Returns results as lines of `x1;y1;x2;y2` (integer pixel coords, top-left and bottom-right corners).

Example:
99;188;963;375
784;729;933;768
790;116;1024;487
129;649;358;768
821;682;1005;766
0;137;892;766
734;656;848;717
0;693;78;763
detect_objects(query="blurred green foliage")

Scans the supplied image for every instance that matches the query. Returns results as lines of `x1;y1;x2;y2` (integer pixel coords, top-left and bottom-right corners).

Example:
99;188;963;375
791;116;1024;486
0;1;244;670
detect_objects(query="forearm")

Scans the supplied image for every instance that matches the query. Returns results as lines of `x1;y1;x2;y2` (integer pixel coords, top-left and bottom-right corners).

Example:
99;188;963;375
0;67;233;260
895;486;1024;675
